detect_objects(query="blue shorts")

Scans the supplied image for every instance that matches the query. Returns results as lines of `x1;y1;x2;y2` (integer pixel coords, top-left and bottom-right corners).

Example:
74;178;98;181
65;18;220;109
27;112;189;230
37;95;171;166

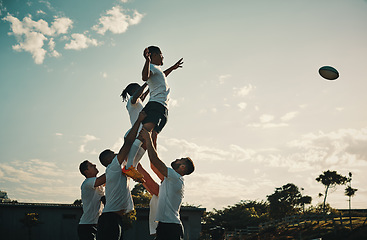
142;101;168;134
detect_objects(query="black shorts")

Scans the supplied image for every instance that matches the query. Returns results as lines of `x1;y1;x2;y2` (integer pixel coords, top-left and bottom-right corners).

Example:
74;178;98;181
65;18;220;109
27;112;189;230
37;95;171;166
155;222;184;240
78;224;97;240
142;101;168;134
96;212;124;240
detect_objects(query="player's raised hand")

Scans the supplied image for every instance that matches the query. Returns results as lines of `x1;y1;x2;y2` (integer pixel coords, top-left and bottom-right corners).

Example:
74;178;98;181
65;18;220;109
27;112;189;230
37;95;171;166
143;48;151;62
172;58;183;70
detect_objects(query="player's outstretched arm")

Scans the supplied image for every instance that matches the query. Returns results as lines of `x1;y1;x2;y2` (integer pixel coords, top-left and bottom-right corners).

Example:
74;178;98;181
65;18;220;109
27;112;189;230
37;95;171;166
139;128;168;177
117;111;147;164
164;58;183;77
94;173;106;187
137;163;159;196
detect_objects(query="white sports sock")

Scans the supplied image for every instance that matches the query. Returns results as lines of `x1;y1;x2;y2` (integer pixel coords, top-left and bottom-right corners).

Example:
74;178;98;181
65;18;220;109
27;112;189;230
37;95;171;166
126;139;142;168
133;147;146;168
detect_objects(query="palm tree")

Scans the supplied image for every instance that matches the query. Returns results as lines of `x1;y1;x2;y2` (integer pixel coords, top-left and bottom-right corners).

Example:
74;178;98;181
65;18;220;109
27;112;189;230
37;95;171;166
345;172;358;229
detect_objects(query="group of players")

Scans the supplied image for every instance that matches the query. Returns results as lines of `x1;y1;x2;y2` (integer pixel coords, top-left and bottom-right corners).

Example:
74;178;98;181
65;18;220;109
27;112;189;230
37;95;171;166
77;46;195;240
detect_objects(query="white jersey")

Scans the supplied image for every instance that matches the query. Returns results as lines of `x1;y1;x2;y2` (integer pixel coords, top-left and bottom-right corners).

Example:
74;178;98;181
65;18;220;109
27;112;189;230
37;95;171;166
103;156;134;213
124;96;144;138
79;177;104;224
126;96;144;126
155;168;184;224
147;63;170;108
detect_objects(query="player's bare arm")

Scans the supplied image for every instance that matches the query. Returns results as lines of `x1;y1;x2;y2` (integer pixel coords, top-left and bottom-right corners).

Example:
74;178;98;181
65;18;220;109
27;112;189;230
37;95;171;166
131;82;148;104
117;111;147;164
94;173;106;187
142;48;152;81
164;58;184;77
137;163;159;196
139;128;168;177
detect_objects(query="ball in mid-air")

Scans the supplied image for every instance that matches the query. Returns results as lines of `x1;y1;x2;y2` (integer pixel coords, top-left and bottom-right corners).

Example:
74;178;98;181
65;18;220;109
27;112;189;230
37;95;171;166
319;66;339;80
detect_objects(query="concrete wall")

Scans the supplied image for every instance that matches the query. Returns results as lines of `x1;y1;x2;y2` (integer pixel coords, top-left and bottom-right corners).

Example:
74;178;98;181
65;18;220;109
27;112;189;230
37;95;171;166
0;203;204;240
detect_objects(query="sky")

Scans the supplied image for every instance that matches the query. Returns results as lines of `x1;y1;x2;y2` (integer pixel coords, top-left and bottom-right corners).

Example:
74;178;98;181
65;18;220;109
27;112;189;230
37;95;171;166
0;0;367;211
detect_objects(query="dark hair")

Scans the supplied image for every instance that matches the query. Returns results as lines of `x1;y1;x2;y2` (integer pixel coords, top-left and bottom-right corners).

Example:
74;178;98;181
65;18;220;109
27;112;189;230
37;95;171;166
148;46;161;55
121;83;140;102
99;149;113;167
183;157;195;175
79;160;89;177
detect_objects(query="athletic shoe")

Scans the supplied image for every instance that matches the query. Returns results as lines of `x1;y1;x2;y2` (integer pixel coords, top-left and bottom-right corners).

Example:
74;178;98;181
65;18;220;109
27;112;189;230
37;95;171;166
122;166;145;183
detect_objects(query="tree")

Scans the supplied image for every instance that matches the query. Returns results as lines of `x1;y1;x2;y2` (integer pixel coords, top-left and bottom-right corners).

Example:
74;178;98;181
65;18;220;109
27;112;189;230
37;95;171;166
345;172;358;229
306;203;337;214
298;195;312;213
73;199;82;205
267;183;307;219
202;200;269;233
131;183;152;207
316;170;348;214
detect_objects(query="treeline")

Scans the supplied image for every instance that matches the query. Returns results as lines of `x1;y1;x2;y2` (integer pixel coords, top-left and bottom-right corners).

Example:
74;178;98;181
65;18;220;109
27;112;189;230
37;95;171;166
201;170;358;234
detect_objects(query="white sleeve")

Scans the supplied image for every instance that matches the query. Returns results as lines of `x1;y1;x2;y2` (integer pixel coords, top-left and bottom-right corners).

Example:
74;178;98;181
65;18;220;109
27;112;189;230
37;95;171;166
167;168;180;180
84;177;97;189
109;156;122;172
150;64;158;75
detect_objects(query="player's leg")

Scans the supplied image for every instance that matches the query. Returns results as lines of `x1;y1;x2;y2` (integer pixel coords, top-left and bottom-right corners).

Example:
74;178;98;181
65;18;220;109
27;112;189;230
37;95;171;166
126;122;155;169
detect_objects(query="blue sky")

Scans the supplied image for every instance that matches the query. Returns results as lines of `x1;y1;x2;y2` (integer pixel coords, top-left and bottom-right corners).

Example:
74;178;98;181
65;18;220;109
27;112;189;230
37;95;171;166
1;0;367;210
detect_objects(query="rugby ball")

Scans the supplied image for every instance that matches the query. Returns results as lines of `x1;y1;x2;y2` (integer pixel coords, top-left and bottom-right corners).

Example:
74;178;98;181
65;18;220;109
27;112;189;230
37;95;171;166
319;66;339;80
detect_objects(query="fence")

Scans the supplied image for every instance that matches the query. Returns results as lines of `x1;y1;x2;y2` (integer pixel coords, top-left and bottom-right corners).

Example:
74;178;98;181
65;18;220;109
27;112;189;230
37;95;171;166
224;226;259;239
259;212;367;230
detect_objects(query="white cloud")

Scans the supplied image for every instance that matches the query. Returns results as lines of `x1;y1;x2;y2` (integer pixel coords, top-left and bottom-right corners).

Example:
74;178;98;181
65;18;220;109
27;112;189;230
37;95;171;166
52;17;73;35
64;33;99;50
81;134;99;143
287;128;367;162
39;0;54;12
3;14;73;64
93;6;144;35
218;74;231;84
154;132;367;209
247;122;288;128
0;2;7;16
37;10;46;15
111;137;124;153
0;159;64;184
234;84;255;97
168;98;179;108
79;145;86;153
12;31;47;64
260;114;274;123
161;137;257;163
237;102;247;111
79;134;100;154
185;173;252;209
281;111;298;122
48;38;60;57
55;132;63;136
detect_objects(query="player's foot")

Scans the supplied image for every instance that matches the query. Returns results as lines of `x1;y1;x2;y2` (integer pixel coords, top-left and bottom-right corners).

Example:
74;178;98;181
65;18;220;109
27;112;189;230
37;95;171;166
122;166;145;183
